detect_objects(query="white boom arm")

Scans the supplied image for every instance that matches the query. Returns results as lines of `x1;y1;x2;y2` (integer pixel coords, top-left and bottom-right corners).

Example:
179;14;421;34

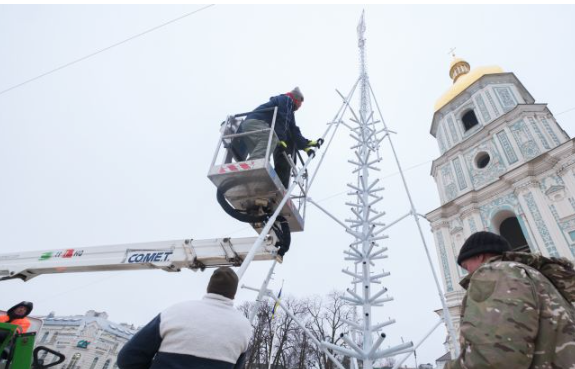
0;235;278;282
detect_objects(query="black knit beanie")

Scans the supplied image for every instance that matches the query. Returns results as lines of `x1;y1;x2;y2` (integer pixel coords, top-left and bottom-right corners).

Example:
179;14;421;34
207;267;238;300
457;231;511;266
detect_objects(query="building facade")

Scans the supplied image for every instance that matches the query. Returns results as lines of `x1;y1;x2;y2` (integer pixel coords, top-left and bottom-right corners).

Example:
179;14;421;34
425;57;575;350
36;310;136;369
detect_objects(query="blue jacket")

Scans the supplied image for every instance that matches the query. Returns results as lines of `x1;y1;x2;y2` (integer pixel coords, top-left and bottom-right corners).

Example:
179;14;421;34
245;94;309;149
117;294;252;369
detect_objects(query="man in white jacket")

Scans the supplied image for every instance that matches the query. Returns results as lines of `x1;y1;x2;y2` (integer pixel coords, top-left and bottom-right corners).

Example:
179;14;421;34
118;267;252;369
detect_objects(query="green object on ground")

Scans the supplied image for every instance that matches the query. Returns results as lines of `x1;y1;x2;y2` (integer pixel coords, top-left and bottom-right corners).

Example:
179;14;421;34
0;322;34;369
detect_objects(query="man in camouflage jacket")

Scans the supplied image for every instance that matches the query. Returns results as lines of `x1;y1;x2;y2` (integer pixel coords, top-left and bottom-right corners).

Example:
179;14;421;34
448;231;575;369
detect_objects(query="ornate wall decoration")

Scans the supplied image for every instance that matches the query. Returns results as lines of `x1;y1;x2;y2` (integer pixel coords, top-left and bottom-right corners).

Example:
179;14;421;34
550;204;560;222
548;205;575;256
450;218;464;233
465;141;507;188
485;90;500;117
474;94;491;123
542;175;575;220
524;192;559;256
437;126;447;154
527;116;550;149
442;121;453;148
447;116;460;144
494;86;518;112
540;174;565;193
468;217;478;233
441;165;458;202
496;130;519;164
510;119;540;160
436;230;454;292
479;193;518;227
452;235;468;278
540;117;561;146
550;204;575;231
452;157;467;191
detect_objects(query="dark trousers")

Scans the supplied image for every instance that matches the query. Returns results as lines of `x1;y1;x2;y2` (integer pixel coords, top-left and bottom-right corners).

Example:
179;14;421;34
273;149;291;189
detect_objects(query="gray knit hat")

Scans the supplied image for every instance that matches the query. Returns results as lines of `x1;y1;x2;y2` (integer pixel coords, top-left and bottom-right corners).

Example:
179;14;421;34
289;87;304;102
207;267;239;299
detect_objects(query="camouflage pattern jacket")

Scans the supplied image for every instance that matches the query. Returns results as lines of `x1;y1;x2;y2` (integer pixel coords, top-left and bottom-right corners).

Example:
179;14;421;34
447;252;575;369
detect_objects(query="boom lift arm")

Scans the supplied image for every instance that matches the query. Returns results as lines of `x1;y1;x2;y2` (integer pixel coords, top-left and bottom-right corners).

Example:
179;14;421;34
0;108;309;284
0;235;278;282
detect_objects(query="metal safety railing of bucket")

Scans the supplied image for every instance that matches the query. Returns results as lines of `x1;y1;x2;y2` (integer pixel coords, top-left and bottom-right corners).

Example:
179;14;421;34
209;107;308;221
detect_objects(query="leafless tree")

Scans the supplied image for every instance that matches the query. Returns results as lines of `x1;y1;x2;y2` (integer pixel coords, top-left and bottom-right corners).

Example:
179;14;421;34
306;291;354;369
240;291;354;369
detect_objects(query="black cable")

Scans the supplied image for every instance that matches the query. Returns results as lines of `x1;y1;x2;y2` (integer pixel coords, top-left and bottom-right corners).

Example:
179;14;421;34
216;188;291;249
0;4;215;97
216;189;269;224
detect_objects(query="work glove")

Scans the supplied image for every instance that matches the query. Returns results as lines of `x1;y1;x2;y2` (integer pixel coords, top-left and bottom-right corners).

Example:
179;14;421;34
307;138;324;149
303;147;315;157
277;140;288;152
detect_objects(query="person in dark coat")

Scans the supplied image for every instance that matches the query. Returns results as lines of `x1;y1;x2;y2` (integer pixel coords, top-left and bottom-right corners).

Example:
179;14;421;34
0;301;33;333
240;87;322;188
117;267;252;369
0;301;34;361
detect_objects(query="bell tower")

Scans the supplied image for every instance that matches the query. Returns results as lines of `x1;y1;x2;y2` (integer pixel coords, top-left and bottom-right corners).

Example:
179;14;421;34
425;56;575;340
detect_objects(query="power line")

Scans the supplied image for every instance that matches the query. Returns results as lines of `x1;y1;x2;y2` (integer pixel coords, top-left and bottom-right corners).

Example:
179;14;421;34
557;106;575;116
0;4;215;97
315;159;433;203
36;272;121;303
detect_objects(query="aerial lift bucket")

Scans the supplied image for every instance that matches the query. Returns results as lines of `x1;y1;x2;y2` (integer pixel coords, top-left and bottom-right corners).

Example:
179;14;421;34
207;108;307;233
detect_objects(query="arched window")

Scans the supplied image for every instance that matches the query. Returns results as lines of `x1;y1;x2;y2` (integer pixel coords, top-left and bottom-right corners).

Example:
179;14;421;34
66;353;81;369
40;331;49;343
500;217;529;252
462;110;479;131
102;359;111;369
89;357;99;369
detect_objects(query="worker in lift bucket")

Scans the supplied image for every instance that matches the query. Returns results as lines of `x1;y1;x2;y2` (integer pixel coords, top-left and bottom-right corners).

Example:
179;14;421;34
239;87;323;188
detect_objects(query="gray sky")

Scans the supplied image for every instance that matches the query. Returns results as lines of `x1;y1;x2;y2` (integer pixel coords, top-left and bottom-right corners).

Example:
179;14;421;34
1;5;574;365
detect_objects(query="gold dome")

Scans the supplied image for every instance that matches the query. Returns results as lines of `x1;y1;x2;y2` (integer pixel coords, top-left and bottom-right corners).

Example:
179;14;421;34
434;64;504;112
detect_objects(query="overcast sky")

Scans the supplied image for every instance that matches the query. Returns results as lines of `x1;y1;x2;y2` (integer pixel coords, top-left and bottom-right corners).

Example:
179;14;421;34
1;5;574;365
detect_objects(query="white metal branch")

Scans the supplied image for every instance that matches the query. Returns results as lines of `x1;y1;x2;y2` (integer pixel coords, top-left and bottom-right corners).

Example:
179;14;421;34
321;341;362;360
367;333;386;359
372;342;414;360
340;334;365;356
370;319;395;332
372;296;393;305
342;318;363;331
